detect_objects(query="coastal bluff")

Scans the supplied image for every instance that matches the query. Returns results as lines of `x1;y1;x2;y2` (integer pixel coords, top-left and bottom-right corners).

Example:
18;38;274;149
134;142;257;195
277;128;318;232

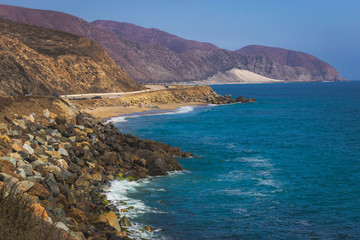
0;87;256;239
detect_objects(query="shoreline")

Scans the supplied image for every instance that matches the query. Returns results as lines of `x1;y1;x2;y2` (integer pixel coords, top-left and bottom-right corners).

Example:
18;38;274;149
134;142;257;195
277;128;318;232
80;102;208;120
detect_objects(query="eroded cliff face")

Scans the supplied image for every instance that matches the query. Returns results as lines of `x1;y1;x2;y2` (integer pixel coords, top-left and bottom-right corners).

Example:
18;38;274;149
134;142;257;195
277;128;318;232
0;18;143;96
237;45;342;81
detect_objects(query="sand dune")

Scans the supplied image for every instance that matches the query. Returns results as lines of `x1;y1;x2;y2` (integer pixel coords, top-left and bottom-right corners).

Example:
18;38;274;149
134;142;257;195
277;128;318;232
192;68;285;84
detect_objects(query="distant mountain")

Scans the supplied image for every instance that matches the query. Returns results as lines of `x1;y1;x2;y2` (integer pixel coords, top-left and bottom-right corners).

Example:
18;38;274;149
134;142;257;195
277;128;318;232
237;45;341;81
0;4;343;84
92;20;220;54
0;18;142;96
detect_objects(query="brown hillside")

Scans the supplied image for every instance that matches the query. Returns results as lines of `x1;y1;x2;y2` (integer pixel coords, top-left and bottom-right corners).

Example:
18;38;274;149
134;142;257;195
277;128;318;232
0;18;143;96
0;4;342;83
92;20;220;53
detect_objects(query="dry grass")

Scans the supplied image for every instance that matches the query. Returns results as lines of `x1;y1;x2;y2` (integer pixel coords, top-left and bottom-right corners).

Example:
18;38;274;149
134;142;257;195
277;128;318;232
0;183;73;240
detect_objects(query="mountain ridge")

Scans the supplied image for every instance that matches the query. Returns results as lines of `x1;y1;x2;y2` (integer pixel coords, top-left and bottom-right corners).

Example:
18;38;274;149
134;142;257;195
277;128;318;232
0;4;343;84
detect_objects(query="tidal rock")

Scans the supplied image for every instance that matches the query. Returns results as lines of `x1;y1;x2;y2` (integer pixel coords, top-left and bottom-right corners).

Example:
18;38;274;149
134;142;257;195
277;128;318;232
120;216;131;227
144;226;153;232
70;207;87;223
105;211;121;232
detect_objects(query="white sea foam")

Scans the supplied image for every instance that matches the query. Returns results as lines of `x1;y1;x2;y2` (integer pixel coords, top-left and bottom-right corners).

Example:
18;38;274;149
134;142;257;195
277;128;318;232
106;180;150;219
167;169;191;176
106;105;199;124
105;179;171;240
220;189;267;197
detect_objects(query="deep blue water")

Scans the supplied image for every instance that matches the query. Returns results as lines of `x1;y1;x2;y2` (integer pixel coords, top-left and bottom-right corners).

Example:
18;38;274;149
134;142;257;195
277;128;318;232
110;82;360;240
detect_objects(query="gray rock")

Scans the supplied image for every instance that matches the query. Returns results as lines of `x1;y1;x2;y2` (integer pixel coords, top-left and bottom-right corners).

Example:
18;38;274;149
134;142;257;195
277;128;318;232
58;147;69;157
48;138;57;144
34;147;44;156
120;216;132;227
16;168;26;179
17;151;29;160
20;164;33;176
23;144;34;155
20;181;34;192
35;136;46;145
45;173;59;196
46;165;62;179
0;157;17;167
26;175;43;183
68;163;82;174
60;170;72;181
0;173;21;194
45;145;55;151
56;222;69;231
48;207;67;223
27;134;34;140
31;160;45;169
50;129;59;136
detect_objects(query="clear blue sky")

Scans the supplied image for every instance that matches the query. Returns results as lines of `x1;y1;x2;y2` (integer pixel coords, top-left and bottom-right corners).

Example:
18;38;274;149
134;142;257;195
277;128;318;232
0;0;359;79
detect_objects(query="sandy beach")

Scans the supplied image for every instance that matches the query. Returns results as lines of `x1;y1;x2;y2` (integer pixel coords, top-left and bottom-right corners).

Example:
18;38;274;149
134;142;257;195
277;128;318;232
81;102;206;120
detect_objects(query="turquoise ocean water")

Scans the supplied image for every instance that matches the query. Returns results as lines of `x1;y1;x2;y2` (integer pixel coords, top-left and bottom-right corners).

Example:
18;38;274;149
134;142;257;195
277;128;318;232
108;82;360;239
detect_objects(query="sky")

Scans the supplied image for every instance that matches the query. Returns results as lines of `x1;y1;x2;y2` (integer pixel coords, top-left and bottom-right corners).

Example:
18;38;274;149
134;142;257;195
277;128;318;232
0;0;359;79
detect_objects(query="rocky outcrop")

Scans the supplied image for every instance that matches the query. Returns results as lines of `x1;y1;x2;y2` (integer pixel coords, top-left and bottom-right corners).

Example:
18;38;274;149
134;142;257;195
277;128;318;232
71;85;256;111
0;18;143;96
0;96;192;238
0;4;343;84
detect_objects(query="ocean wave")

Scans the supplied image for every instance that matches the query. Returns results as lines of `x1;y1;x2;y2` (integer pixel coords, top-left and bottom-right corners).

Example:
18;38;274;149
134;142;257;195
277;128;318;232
105;179;170;240
167;169;191;176
106;105;200;124
220;189;267;197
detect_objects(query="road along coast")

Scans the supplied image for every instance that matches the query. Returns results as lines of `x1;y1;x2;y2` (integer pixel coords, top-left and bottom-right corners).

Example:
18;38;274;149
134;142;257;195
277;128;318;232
70;85;256;120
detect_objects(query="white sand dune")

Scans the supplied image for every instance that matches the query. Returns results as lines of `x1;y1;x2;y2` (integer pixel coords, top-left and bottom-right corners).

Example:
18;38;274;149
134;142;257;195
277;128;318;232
190;68;285;84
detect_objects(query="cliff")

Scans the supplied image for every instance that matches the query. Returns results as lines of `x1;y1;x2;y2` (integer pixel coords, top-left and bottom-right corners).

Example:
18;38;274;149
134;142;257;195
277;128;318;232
0;18;143;96
237;45;343;81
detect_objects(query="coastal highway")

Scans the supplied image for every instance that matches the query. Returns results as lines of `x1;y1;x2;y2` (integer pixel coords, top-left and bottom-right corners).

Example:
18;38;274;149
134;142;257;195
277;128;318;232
60;84;174;100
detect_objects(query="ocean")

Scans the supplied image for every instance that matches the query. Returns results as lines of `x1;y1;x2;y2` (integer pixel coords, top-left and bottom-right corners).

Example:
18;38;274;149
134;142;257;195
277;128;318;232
107;81;360;240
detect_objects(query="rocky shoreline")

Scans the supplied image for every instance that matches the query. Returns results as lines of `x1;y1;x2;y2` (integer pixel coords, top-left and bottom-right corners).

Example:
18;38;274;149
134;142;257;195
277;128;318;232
0;89;255;239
